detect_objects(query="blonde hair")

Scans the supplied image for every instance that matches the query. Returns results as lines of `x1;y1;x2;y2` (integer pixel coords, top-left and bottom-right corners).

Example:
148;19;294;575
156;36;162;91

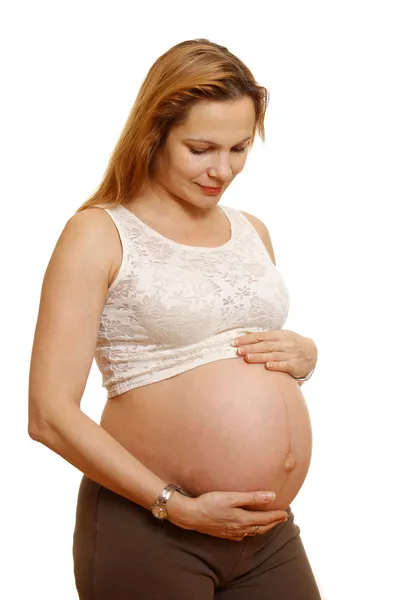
75;38;269;213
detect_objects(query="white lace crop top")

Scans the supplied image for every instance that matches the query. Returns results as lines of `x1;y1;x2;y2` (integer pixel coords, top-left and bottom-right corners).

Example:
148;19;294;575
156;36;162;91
93;203;290;398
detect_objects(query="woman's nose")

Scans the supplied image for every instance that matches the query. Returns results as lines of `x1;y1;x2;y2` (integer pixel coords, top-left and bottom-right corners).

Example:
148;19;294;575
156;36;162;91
208;157;233;181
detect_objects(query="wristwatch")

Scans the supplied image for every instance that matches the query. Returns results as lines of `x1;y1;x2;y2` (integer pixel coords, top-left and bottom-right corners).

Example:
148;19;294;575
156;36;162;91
149;484;183;520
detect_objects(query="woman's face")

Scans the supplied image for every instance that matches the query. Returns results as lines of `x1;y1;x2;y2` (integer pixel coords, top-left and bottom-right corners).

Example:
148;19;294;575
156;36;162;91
150;96;256;210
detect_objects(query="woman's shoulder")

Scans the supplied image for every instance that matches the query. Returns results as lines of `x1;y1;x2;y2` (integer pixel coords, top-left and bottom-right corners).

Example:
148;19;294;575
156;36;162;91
67;206;123;288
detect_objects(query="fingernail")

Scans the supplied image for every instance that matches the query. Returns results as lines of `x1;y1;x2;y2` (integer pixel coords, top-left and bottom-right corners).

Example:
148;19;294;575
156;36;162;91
262;492;276;501
231;340;238;346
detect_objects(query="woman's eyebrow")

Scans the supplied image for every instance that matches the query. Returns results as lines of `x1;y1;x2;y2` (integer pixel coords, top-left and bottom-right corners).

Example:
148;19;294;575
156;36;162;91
184;136;252;147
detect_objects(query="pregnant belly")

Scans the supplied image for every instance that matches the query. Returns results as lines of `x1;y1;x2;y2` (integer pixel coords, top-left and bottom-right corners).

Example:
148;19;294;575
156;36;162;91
100;357;313;511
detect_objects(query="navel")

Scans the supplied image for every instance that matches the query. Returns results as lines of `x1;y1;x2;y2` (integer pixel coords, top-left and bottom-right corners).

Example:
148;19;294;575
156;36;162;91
283;451;296;472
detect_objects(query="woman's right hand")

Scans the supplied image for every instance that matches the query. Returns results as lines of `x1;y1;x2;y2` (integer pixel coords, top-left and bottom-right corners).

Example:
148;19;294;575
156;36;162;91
168;490;289;541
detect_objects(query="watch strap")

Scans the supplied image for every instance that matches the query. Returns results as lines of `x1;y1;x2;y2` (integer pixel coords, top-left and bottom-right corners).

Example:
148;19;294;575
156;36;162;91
158;483;182;503
149;483;183;519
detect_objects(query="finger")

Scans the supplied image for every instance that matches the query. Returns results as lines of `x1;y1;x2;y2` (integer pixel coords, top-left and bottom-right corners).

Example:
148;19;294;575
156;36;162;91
233;332;280;347
243;509;288;525
265;360;290;370
248;517;288;536
244;353;280;363
220;527;246;542
229;491;277;507
237;343;281;356
229;516;289;541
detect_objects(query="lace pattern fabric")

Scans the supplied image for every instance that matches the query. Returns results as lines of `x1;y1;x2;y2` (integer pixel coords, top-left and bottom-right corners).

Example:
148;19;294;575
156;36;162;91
93;204;290;398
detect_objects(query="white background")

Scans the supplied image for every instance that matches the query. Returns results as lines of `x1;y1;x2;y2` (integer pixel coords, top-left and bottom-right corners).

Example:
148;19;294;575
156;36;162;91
1;1;399;598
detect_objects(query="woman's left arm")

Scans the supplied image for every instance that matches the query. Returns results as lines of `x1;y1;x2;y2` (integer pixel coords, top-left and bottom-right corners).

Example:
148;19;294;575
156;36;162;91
236;211;318;385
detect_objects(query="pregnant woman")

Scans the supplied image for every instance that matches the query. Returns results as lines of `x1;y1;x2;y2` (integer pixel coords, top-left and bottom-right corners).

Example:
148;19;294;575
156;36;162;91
28;38;321;599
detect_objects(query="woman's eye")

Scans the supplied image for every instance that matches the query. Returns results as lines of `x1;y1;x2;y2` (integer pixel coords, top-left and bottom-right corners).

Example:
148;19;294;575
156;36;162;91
190;149;208;155
190;147;246;155
233;147;246;153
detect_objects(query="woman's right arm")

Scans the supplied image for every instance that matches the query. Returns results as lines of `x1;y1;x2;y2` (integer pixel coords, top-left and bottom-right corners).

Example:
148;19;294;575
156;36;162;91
27;208;192;522
28;208;288;540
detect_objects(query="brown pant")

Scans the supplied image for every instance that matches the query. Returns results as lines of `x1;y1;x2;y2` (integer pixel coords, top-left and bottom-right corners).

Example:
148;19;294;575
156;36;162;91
73;475;322;599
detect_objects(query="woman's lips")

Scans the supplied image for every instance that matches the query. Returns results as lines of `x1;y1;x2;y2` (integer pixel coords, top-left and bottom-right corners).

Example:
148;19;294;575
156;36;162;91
199;185;223;194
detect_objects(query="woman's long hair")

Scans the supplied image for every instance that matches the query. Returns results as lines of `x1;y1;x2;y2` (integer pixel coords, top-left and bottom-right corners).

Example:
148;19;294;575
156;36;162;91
75;39;269;213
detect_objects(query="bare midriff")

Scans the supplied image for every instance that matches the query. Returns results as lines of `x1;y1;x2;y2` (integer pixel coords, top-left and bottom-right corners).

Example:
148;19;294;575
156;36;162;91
99;356;313;511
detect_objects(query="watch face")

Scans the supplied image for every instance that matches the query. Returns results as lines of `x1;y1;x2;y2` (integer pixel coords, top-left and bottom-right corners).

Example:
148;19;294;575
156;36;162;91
152;505;167;519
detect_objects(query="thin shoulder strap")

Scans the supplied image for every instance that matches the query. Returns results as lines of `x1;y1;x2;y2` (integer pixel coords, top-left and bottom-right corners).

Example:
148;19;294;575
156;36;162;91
92;203;130;259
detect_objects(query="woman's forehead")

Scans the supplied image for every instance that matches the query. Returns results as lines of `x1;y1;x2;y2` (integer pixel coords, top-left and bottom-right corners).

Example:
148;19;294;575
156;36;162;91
174;98;256;141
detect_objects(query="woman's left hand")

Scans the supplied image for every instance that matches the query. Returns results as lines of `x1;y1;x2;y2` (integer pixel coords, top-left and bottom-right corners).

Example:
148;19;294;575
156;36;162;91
232;329;317;379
